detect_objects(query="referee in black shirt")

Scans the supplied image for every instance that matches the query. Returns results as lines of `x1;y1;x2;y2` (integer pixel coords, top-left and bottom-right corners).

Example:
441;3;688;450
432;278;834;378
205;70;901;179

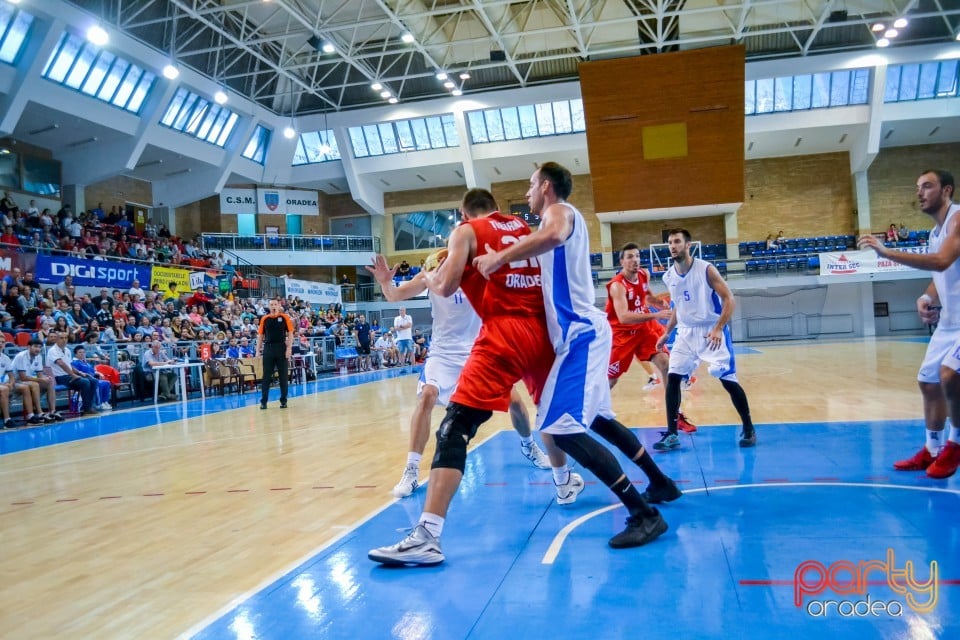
257;297;294;409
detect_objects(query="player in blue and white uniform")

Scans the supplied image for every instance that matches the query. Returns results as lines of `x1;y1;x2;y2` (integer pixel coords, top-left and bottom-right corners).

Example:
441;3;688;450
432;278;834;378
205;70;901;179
655;228;757;450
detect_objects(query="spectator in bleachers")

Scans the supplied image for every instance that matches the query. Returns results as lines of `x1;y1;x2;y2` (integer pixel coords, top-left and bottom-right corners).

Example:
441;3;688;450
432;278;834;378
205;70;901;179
142;340;178;401
0;191;19;216
71;346;111;411
886;224;898;243
48;332;97;416
1;225;19;246
3;347;45;426
765;234;778;250
898;223;910;242
397;260;411;278
129;279;146;299
91;202;105;221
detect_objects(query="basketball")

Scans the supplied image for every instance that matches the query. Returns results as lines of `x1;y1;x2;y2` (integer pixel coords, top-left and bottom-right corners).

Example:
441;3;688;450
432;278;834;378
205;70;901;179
423;248;448;272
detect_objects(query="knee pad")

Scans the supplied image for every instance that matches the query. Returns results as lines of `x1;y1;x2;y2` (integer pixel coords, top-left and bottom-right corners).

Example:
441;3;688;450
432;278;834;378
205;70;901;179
553;432;623;487
431;403;492;472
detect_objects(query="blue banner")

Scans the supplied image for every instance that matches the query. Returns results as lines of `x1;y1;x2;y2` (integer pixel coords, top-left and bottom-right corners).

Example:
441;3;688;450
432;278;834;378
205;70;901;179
35;255;153;289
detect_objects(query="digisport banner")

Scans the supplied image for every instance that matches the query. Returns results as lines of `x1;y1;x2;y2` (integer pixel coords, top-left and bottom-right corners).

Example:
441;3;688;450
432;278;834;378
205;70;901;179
220;188;257;215
256;188;319;216
284;278;341;306
151;264;193;292
819;248;925;277
35;255;150;288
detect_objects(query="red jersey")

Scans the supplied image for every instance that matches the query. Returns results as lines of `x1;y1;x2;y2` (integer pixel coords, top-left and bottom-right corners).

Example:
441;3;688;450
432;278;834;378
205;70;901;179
605;271;652;332
462;212;545;321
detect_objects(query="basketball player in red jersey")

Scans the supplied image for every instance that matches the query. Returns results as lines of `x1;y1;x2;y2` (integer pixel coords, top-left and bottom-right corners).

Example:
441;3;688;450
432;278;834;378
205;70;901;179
369;188;666;566
607;242;697;433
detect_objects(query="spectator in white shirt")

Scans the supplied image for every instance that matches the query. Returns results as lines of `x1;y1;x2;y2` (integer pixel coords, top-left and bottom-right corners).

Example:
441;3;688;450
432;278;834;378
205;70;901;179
48;332;97;415
12;339;60;423
142;341;178;400
128;279;146;299
393;307;414;366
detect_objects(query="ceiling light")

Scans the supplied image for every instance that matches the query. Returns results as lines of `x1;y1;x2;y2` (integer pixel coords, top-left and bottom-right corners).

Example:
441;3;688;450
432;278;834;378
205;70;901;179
380;90;391;98
894;18;908;29
436;72;448;81
214;89;228;105
459;72;470;80
877;38;890;48
871;23;885;32
884;29;898;38
388;97;398;104
956;32;960;41
452;89;462;96
322;42;335;54
401;33;415;44
162;64;179;80
443;81;455;89
283;126;296;139
371;82;382;91
317;142;331;155
86;25;109;46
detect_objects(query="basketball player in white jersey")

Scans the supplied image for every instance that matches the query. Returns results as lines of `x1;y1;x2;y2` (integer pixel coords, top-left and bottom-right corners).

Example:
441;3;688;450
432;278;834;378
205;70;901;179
654;228;757;450
858;169;960;478
476;161;680;523
365;253;551;499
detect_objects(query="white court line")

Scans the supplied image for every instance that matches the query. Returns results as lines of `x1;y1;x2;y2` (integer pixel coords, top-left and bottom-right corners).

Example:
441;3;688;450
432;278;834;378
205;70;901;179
541;482;960;564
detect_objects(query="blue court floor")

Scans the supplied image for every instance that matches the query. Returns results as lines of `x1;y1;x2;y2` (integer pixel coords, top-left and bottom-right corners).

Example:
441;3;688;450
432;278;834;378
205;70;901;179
188;420;959;640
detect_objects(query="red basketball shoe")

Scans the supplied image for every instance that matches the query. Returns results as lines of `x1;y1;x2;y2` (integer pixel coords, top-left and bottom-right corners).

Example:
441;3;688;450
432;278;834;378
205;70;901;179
893;447;936;471
927;441;960;479
677;412;697;433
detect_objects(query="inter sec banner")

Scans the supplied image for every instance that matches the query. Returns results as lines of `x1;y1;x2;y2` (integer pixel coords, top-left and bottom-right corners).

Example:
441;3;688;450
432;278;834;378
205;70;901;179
284;278;341;306
35;255;149;288
819;248;924;277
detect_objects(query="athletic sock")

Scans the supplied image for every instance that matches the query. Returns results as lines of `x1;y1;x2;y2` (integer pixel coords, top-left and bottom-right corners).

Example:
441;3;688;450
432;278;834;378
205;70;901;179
552;466;570;486
950;424;960;446
406;452;422;468
519;435;534;447
610;476;655;517
926;430;944;455
418;512;444;538
635;449;668;484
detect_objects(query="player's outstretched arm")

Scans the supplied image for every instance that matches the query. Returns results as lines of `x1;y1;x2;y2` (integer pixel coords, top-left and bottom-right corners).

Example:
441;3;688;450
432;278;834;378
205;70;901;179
473;203;571;279
858;218;960;272
428;225;475;298
366;255;427;301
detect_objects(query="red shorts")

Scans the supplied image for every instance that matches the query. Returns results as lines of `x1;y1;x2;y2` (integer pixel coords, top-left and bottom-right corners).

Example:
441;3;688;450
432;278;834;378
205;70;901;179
607;321;666;379
451;316;555;412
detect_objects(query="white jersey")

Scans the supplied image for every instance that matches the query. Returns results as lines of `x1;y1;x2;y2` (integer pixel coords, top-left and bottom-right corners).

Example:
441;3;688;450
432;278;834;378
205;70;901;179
11;349;43;378
539;202;605;349
662;258;720;327
427;288;481;359
930;203;960;329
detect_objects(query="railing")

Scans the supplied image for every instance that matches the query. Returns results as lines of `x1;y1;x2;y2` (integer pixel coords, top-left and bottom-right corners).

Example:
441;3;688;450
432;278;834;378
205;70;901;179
201;233;380;254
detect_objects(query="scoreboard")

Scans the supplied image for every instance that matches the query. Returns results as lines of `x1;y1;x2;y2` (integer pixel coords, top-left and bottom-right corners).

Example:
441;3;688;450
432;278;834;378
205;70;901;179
510;203;541;226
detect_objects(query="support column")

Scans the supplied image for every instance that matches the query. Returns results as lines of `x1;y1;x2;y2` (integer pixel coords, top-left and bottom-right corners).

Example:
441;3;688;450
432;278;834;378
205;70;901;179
853;171;872;236
724;211;740;259
600;222;613;269
60;184;84;214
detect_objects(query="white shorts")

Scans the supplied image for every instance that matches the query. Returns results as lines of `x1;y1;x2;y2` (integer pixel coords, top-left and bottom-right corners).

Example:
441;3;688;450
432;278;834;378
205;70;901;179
668;324;738;382
417;350;468;407
537;317;614;435
920;326;960;383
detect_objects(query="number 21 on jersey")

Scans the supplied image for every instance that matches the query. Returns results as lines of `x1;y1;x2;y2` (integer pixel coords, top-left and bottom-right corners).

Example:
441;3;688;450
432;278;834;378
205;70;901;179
501;235;539;269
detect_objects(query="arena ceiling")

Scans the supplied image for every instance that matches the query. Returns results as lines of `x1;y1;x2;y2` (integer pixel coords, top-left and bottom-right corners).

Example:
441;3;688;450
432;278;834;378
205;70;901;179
64;0;960;116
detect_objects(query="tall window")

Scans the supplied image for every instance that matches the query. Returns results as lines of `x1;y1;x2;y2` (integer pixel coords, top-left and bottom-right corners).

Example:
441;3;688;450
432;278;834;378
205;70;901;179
160;88;239;147
348;115;458;158
242;125;271;165
466;99;585;143
0;3;33;65
745;69;870;115
41;31;156;114
393;210;457;251
292;130;341;165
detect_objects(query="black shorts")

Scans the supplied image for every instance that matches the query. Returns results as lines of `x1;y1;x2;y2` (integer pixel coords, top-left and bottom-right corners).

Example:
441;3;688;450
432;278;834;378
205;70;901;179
357;341;371;355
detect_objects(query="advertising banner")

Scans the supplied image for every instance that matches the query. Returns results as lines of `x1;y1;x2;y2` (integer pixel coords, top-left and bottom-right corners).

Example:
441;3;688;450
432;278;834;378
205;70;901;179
284;277;341;306
818;248;925;277
151;264;193;292
0;248;37;276
34;255;149;288
220;188;258;215
189;270;206;291
256;188;319;216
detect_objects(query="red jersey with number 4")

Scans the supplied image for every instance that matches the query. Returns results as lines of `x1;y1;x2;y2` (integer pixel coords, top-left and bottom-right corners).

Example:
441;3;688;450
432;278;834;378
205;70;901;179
462;212;545;320
605;271;653;332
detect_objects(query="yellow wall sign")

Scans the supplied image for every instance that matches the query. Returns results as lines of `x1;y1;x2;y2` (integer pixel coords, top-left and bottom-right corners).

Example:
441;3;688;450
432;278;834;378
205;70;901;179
151;265;193;292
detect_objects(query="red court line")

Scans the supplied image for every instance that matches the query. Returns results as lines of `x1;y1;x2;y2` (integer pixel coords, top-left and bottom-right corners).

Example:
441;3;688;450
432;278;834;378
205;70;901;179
864;475;890;481
312;486;334;489
99;496;122;500
227;489;250;493
714;479;739;483
484;482;508;486
762;478;791;483
11;501;33;505
270;487;292;491
56;498;78;502
184;491;207;495
143;493;164;497
354;485;376;489
812;477;841;482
